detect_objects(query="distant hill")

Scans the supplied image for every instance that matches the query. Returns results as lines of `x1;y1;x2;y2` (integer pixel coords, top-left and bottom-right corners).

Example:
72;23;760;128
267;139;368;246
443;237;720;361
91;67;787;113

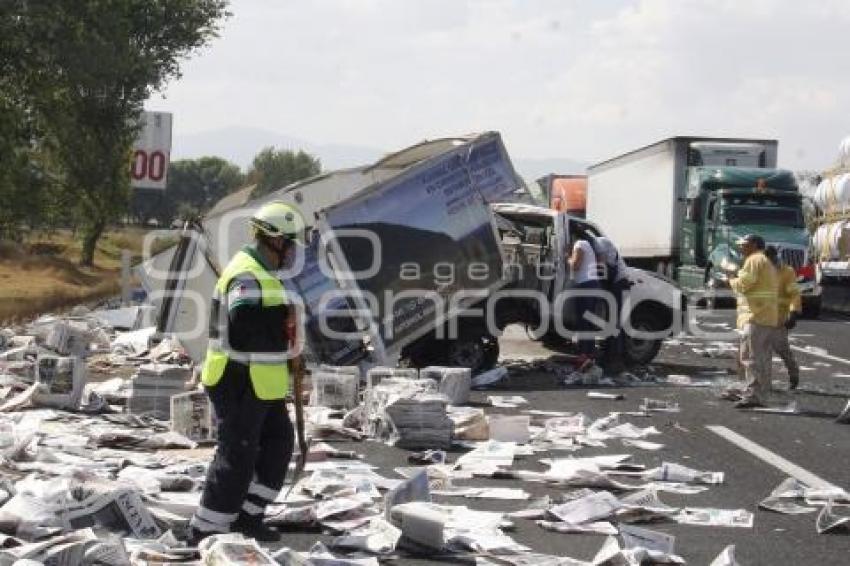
171;126;588;179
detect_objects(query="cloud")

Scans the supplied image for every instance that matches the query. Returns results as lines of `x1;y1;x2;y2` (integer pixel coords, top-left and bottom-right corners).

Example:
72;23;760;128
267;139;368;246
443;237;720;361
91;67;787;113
150;0;850;169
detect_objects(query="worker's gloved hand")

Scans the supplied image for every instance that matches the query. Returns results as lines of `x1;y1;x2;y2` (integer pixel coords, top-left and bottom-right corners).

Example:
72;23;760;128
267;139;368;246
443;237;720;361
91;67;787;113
784;312;798;330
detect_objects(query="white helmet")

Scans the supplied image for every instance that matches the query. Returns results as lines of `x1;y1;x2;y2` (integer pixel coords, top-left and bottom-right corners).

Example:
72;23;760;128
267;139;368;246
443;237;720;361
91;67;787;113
250;201;304;242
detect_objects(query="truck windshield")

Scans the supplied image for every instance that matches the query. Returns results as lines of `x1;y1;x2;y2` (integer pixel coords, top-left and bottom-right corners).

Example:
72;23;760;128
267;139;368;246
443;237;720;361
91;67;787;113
720;195;803;227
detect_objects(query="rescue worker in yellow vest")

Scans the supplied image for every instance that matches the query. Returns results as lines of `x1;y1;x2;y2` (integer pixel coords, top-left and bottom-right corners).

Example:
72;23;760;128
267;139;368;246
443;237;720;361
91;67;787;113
188;202;304;544
765;246;802;389
729;234;779;408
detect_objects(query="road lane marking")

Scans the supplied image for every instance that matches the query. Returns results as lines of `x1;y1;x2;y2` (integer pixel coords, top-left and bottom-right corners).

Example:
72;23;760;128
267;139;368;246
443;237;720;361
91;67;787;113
706;425;840;490
790;346;850;367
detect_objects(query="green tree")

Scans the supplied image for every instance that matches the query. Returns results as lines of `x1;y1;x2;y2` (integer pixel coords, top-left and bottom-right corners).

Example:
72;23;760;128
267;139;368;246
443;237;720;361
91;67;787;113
248;147;321;198
0;11;52;241
143;156;244;226
7;0;229;265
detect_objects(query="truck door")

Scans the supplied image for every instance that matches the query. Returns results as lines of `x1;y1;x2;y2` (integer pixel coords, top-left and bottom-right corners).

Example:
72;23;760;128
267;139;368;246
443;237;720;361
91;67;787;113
703;195;719;261
552;213;569;298
680;198;700;267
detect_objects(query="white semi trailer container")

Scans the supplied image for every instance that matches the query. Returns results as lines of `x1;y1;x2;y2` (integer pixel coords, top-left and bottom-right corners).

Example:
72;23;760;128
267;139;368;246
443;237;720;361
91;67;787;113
586;136;778;275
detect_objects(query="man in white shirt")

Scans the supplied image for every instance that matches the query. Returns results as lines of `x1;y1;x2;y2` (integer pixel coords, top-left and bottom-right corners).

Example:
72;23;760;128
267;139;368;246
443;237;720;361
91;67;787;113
568;235;602;367
593;236;631;369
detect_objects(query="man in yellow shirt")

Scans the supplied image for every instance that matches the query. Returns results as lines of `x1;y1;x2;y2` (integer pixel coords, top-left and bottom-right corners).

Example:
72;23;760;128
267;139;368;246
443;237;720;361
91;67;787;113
765;246;801;389
729;234;779;408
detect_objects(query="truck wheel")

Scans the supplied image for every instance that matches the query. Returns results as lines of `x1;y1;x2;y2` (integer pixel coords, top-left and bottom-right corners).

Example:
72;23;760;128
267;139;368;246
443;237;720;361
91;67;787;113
446;331;499;374
621;319;663;366
802;296;821;319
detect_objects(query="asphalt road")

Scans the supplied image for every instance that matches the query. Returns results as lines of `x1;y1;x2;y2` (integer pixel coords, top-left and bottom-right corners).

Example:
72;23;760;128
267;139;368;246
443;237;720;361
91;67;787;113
276;309;850;565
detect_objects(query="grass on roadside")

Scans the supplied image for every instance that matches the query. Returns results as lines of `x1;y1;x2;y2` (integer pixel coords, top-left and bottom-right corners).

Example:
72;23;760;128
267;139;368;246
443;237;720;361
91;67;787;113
0;227;164;324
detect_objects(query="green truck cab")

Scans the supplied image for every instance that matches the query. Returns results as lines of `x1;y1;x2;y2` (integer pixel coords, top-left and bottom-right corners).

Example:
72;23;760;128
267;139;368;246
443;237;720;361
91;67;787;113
678;167;817;312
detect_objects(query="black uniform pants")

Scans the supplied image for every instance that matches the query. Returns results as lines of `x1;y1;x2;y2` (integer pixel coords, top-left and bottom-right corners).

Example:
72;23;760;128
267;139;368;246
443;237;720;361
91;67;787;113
602;283;625;368
191;362;294;533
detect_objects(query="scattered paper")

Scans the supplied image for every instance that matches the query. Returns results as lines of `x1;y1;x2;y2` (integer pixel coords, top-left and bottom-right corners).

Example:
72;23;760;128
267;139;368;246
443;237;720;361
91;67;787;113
588;392;624;400
709;544;740;566
644;462;724;485
199;533;277;565
487;415;530;443
330;517;400;555
537;520;618;535
392;501;446;550
674;508;754;528
622;439;664;451
816;499;850;534
549;491;622;524
488;395;528;408
759;497;816;515
434;487;529;500
619;524;675;554
759;478;817;515
384;469;430;520
639;398;680;413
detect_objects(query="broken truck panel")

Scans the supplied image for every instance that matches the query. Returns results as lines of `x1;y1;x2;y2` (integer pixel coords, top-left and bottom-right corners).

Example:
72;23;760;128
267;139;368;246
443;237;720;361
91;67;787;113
142;132;525;368
136;223;219;363
320;132;521;357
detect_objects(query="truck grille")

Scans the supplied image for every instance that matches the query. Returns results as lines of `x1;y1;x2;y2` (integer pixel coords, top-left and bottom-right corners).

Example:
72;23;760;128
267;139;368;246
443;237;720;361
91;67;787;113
773;246;806;269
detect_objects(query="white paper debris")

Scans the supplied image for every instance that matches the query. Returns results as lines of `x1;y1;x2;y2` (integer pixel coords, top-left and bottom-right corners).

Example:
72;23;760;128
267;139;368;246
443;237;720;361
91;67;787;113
488;395;528;408
644;462;724;485
639;398;680;413
816;499;850;534
622;439;664;451
549;491;622;524
588;392;624;400
674;508;754;528
709;545;740;566
487;415;530;443
619;524;676;554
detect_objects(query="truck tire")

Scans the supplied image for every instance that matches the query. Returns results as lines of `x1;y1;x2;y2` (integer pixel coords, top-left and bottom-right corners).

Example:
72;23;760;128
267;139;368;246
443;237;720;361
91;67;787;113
802;296;821;319
446;330;500;374
621;324;663;366
620;303;669;366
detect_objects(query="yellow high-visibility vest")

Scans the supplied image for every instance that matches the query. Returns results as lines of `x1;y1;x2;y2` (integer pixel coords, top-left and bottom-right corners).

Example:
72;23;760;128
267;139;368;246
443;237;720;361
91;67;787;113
201;249;289;400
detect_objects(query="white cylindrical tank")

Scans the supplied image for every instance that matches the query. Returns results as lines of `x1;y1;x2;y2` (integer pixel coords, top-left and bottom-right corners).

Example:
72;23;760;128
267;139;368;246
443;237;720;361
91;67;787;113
839;135;850;167
814;173;850;214
813;220;850;261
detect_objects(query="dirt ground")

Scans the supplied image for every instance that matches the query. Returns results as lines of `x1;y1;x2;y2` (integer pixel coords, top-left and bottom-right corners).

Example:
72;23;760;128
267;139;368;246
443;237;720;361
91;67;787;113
0;228;156;323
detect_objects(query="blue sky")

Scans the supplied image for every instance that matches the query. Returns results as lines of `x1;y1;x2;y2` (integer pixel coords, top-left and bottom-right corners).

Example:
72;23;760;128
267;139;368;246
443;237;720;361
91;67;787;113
148;0;850;170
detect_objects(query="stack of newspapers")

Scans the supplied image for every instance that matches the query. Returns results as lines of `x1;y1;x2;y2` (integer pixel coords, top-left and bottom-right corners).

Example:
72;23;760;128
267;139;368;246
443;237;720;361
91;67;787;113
384;393;453;449
127;363;190;417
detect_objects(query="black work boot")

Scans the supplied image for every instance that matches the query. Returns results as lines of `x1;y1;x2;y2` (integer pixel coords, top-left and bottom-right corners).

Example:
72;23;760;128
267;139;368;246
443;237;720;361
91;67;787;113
231;513;281;542
789;374;799;390
185;526;215;547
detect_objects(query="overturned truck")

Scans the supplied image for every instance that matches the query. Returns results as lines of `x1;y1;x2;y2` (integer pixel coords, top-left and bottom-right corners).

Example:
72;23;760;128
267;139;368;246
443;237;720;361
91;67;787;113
140;132;681;373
